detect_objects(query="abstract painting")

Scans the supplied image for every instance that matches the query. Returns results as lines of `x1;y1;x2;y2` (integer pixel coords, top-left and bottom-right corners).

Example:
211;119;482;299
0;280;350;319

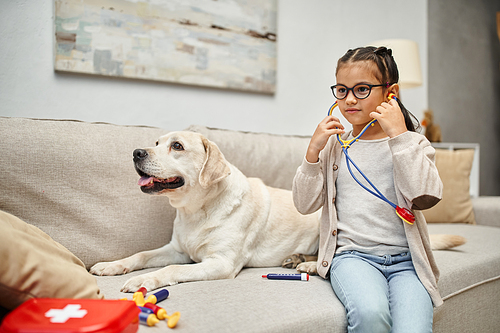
54;0;277;94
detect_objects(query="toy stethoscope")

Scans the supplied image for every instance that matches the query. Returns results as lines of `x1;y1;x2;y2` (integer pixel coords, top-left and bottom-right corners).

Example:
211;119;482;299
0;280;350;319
327;93;415;225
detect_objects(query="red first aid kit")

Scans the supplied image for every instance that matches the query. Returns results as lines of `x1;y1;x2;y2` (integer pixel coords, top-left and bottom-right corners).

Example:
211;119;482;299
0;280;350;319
0;298;140;333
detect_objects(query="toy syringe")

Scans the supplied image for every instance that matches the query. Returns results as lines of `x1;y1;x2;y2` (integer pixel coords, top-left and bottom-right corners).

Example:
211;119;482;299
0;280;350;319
262;273;309;281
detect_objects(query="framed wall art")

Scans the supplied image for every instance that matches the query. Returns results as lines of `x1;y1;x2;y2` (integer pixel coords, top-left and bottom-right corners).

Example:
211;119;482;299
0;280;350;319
54;0;277;94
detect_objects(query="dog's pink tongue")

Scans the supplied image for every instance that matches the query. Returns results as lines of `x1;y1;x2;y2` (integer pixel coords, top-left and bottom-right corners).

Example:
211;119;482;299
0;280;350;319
138;176;154;186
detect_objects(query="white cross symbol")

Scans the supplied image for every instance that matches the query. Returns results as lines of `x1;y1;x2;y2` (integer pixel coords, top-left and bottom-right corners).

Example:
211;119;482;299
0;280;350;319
45;304;88;323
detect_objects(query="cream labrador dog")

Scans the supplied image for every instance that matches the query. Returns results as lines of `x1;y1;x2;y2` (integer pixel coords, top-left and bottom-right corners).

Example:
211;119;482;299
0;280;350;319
90;131;320;292
90;131;465;292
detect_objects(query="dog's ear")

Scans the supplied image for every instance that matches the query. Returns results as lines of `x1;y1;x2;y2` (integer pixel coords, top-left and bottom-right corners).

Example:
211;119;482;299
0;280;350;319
199;137;231;188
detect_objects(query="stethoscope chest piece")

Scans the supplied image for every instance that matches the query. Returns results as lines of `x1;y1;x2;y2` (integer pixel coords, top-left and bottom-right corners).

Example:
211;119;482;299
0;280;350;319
396;206;415;225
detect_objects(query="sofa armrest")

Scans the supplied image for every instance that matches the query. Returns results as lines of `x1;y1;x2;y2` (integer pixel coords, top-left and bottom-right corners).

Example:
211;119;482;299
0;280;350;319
472;196;500;227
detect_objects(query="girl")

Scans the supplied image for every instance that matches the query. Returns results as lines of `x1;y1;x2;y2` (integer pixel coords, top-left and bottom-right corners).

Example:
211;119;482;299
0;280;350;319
293;46;443;333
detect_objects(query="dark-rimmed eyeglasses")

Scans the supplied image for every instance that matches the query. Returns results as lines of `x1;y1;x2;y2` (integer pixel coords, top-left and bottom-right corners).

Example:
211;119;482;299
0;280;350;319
331;83;388;100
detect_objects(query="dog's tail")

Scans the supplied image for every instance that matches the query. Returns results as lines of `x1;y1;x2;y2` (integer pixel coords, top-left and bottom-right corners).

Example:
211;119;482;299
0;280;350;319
430;234;466;250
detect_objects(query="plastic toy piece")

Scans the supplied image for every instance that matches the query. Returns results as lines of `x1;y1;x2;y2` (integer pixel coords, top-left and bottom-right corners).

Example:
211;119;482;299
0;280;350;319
143;303;167;320
132;291;147;307
145;304;180;328
337;119;377;149
132;288;169;307
328;101;338;116
143;303;181;328
396;206;415;225
139;312;160;327
137;306;155;315
145;289;169;305
137;287;147;297
262;273;309;281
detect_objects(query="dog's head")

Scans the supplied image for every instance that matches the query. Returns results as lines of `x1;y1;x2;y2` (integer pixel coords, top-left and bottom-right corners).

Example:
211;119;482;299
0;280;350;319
133;132;231;197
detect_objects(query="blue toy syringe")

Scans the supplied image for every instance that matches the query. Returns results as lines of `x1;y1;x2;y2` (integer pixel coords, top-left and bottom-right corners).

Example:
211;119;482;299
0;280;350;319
262;273;309;281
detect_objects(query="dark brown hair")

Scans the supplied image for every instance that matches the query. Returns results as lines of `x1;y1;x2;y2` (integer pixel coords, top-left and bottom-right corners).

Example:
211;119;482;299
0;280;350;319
336;46;420;132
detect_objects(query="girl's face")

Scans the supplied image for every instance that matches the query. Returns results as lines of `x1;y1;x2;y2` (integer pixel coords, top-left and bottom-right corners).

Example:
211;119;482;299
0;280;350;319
336;61;386;135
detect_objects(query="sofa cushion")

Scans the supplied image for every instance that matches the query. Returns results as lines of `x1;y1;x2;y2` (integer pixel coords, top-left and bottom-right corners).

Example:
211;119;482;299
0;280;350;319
0;117;175;268
471;196;500;227
185;125;310;190
0;210;103;310
428;223;500;331
423;149;475;224
96;266;347;333
94;223;500;332
427;223;500;298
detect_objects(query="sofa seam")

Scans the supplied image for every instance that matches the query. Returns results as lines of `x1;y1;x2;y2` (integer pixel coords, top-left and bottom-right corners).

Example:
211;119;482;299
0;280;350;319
442;275;500;302
186;124;312;139
0;116;163;130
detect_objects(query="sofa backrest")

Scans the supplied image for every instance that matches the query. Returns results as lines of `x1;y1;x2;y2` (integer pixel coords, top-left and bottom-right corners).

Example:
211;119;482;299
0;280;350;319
0;117;174;268
0;119;311;268
185;125;310;191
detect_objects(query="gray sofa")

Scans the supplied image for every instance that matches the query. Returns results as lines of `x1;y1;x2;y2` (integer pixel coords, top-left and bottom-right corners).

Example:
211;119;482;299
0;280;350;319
1;117;499;332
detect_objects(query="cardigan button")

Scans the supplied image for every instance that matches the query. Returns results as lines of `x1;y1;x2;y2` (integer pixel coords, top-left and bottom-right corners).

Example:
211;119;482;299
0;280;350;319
332;164;338;171
332;230;337;236
322;261;329;267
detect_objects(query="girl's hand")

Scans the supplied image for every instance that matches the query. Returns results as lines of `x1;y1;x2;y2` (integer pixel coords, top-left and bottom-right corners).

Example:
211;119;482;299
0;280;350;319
306;116;345;163
370;99;407;138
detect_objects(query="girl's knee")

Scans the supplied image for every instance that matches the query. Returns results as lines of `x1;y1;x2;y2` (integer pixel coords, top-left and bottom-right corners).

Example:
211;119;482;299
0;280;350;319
350;301;391;333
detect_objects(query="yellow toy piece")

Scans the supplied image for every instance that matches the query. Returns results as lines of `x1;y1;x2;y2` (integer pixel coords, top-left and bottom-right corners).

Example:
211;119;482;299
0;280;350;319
156;307;168;320
166;311;181;328
145;295;157;305
132;291;146;307
146;314;160;327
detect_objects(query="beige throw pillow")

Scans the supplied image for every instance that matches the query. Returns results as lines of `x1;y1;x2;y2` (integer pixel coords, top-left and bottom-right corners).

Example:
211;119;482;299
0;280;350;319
0;210;103;310
423;149;475;224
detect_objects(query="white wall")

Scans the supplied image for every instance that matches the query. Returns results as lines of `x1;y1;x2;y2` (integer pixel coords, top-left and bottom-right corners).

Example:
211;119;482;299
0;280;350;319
0;0;427;136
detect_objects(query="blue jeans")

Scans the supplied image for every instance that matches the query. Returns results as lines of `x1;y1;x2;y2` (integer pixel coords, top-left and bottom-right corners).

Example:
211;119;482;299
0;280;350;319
330;251;433;333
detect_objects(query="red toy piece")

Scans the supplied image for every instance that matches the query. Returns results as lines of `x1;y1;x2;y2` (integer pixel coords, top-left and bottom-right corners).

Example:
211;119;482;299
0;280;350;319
396;206;415;225
136;287;147;297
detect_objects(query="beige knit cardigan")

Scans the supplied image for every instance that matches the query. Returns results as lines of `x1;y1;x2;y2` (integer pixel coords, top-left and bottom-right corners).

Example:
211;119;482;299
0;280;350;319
292;131;444;307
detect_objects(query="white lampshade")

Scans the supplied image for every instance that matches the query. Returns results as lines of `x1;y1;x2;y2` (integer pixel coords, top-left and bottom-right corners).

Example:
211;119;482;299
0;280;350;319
369;39;423;89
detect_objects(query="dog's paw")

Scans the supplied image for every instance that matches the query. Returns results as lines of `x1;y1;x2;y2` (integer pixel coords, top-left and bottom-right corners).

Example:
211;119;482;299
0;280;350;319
281;254;307;269
121;272;177;293
89;261;131;276
296;262;318;275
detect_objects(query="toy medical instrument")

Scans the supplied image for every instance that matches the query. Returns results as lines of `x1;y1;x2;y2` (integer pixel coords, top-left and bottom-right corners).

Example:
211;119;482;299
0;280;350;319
139;312;160;327
144;303;181;328
125;288;180;328
132;288;169;306
147;289;169;304
138;306;155;314
327;93;415;225
262;273;309;281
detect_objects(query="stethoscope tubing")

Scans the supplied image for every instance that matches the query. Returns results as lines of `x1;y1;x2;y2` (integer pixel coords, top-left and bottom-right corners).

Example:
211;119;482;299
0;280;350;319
341;144;397;209
328;96;415;225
